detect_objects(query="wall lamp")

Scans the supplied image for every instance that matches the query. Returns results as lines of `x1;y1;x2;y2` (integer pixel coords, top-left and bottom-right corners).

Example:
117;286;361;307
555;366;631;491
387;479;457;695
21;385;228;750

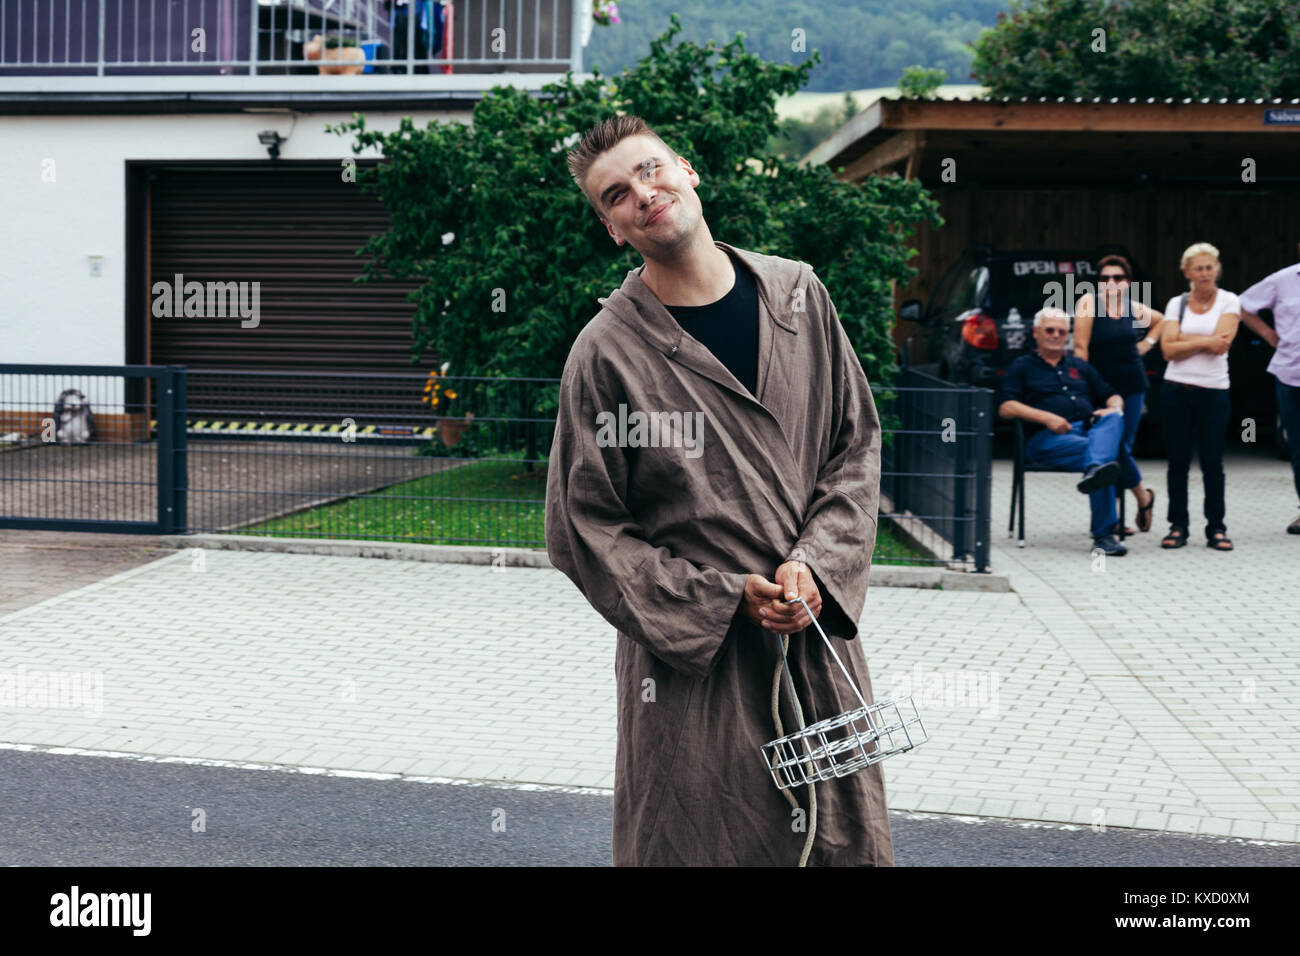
258;130;285;160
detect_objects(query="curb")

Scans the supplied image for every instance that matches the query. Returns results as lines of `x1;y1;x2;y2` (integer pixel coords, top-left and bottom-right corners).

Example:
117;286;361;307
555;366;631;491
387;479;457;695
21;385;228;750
161;534;1013;591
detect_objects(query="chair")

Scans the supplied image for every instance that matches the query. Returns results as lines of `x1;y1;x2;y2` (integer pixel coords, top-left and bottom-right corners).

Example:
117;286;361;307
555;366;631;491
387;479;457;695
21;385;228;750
1009;418;1126;548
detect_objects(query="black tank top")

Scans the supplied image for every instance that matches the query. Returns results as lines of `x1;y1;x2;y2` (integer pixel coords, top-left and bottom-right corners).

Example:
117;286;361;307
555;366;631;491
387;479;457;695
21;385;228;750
1086;293;1148;395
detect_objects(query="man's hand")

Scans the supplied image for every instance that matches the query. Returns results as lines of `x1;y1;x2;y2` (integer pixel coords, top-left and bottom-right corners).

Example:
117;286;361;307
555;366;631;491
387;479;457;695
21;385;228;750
1093;406;1121;417
740;564;822;634
1042;412;1072;435
1262;326;1280;348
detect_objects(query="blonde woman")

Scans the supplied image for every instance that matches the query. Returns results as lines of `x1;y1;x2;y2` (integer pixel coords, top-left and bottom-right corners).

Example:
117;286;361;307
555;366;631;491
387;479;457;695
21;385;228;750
1159;242;1240;551
1074;253;1163;534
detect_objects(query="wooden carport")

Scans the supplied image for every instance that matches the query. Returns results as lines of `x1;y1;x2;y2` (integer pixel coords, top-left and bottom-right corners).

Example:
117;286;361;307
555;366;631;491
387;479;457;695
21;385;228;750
804;97;1300;361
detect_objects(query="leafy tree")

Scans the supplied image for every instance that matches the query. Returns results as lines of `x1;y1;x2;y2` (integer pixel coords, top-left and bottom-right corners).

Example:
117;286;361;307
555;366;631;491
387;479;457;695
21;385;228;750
330;15;940;422
897;65;948;98
972;0;1300;99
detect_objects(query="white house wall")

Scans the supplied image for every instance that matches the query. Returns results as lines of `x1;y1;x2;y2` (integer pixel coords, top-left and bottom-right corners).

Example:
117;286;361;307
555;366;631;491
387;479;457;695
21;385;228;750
0;109;469;408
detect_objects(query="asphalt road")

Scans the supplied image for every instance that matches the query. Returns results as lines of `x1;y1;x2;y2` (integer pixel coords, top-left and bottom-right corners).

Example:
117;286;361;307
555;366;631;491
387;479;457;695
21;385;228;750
2;749;1295;867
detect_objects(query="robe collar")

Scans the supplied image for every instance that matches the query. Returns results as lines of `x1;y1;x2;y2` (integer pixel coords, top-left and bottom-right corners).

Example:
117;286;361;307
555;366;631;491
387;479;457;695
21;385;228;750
596;240;808;411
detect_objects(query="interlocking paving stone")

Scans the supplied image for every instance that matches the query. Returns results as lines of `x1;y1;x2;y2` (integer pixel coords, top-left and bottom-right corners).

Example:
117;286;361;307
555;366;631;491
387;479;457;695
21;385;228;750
0;451;1296;843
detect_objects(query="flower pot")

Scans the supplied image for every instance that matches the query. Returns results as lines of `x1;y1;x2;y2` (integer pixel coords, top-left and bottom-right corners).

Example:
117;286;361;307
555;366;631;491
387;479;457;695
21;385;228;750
305;34;366;74
438;413;474;448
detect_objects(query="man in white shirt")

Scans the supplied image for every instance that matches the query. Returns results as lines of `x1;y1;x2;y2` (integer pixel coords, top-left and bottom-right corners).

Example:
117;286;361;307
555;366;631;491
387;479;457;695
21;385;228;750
1239;243;1300;534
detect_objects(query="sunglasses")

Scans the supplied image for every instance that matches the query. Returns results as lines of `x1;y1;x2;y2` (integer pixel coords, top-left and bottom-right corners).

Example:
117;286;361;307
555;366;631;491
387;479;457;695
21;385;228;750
1040;327;1069;336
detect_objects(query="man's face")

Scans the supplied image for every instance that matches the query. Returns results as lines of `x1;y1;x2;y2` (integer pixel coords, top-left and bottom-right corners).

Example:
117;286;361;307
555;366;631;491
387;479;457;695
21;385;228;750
1034;315;1070;353
585;134;702;255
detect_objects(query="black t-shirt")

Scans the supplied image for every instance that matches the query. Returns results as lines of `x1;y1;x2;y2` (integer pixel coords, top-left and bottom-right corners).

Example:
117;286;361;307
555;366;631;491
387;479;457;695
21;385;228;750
999;351;1118;438
664;249;760;397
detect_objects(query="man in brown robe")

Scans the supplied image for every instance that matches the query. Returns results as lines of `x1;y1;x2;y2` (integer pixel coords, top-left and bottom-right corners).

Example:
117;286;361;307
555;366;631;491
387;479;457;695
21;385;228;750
545;116;893;866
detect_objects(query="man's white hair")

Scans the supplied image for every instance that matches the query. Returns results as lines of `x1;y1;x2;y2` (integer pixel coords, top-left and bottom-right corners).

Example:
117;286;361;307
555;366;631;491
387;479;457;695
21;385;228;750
1033;306;1070;328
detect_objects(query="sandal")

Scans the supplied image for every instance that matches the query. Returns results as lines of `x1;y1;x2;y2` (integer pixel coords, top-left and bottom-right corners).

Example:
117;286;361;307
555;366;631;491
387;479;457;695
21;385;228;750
1135;488;1155;533
1207;531;1234;551
1161;527;1187;549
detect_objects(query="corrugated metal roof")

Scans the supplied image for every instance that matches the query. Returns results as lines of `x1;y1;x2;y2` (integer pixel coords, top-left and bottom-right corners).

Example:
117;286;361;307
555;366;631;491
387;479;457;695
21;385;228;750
887;95;1300;105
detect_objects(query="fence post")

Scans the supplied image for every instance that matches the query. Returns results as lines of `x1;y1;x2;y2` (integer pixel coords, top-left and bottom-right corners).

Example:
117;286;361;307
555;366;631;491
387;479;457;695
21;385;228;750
406;0;415;73
570;0;584;74
173;367;188;533
96;0;106;75
951;383;969;563
157;367;175;533
972;387;993;573
248;0;259;74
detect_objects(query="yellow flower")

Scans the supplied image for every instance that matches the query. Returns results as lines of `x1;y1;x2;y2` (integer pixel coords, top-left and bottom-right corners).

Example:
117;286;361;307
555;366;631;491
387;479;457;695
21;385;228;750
444;390;457;400
431;398;440;407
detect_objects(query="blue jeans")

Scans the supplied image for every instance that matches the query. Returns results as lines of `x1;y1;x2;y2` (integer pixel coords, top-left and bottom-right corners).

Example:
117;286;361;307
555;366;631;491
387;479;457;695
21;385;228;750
1278;379;1300;506
1117;391;1144;490
1025;412;1124;538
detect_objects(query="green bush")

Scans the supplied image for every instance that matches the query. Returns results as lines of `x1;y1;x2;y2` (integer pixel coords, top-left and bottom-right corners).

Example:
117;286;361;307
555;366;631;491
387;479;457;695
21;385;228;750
330;14;940;420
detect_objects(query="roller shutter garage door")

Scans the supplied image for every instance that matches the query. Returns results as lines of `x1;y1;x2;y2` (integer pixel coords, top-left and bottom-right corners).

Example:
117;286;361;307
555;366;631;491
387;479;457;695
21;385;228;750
148;164;424;374
146;163;433;425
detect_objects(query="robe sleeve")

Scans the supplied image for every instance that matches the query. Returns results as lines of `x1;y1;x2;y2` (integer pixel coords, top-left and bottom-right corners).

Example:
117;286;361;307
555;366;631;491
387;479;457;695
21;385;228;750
545;349;751;680
788;275;882;641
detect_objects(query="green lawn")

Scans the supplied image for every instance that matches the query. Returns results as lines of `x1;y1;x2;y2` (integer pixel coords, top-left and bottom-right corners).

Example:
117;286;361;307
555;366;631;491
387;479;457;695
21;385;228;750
240;456;932;564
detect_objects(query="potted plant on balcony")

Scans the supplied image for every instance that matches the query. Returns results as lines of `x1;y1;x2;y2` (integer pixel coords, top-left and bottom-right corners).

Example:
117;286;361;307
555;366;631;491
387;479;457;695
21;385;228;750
422;362;474;448
304;34;367;75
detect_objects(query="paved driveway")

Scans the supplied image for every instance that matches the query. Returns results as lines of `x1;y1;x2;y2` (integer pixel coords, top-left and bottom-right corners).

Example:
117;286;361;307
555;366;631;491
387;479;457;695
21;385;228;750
0;449;1295;844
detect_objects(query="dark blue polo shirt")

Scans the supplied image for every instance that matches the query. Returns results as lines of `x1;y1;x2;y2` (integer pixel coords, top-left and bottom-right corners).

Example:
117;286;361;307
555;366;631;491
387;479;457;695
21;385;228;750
1000;351;1117;438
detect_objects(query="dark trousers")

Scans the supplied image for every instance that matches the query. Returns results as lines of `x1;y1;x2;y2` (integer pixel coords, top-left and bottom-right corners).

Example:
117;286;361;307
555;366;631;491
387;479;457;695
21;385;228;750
1278;378;1300;506
1162;382;1230;536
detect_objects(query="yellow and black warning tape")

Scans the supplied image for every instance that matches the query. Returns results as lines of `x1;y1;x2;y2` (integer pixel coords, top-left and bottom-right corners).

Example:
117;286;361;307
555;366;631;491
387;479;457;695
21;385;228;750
149;419;437;439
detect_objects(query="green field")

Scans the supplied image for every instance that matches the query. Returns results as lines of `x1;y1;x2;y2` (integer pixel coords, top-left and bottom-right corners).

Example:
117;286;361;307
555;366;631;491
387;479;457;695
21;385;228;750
241;456;932;564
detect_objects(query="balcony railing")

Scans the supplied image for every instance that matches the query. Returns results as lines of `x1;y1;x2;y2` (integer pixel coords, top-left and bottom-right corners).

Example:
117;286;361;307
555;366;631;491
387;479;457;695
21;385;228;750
0;0;583;77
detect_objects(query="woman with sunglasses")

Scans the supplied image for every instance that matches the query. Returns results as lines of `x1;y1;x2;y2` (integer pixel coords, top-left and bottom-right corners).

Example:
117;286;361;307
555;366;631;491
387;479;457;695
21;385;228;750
1073;254;1163;535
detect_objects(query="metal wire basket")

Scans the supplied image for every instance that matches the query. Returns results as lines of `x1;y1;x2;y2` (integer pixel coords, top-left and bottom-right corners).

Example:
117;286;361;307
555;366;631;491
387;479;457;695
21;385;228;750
763;595;929;791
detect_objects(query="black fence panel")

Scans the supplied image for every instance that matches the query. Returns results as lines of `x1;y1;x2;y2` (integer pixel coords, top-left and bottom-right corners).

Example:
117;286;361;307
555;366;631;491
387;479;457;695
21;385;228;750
0;364;185;533
181;369;557;547
874;368;995;572
0;365;994;570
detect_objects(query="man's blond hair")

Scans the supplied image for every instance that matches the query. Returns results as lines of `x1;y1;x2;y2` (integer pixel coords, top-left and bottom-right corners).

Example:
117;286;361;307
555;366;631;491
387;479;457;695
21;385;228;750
566;115;679;219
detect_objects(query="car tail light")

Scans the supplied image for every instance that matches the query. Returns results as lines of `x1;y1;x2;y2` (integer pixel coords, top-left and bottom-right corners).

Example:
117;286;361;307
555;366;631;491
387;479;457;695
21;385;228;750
961;313;998;350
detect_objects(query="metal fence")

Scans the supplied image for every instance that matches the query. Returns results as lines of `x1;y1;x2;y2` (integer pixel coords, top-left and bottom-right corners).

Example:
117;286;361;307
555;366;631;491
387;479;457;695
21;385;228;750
876;367;995;572
0;365;994;571
0;364;186;533
0;0;581;76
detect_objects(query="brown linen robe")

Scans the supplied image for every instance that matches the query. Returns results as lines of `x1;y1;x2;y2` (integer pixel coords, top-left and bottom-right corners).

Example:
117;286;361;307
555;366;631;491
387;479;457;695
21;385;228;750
545;240;893;866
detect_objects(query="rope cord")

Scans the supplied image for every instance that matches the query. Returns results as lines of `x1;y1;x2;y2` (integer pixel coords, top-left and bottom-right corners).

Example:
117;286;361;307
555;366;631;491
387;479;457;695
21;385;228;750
771;632;817;867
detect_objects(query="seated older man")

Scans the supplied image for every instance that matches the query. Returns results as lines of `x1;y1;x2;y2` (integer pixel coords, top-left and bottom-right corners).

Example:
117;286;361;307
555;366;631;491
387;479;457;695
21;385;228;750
999;307;1129;555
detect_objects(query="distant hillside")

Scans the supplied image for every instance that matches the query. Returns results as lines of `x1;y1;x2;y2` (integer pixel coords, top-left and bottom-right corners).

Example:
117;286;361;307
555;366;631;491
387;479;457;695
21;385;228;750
584;0;1008;93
